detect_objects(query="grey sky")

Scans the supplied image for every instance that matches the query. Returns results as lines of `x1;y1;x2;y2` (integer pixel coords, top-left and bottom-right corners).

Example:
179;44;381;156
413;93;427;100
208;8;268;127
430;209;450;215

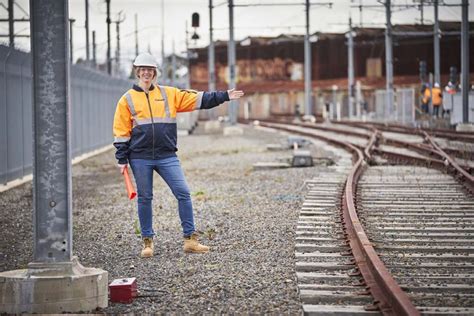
1;0;472;69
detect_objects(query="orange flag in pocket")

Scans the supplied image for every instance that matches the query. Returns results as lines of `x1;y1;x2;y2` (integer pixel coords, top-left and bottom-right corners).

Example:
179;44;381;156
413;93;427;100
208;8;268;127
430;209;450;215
123;167;137;200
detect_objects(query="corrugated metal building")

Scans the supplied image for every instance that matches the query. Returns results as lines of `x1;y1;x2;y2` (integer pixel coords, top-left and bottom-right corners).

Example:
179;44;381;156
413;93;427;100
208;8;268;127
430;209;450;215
189;22;473;119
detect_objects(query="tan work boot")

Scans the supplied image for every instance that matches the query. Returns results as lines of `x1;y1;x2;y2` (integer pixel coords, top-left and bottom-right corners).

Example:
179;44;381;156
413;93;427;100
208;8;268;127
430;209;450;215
140;237;154;258
183;233;209;253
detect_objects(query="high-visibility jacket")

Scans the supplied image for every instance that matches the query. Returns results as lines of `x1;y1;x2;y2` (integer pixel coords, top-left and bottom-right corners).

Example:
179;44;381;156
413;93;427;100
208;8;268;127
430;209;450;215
113;84;229;164
422;87;443;106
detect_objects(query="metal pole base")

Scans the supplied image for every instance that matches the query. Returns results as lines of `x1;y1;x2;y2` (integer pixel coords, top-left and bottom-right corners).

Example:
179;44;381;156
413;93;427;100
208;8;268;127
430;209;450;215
0;257;107;313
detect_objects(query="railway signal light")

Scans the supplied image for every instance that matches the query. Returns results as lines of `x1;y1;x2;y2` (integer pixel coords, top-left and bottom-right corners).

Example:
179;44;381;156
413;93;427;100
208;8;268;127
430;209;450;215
192;13;200;28
191;13;200;41
419;60;427;82
449;66;458;85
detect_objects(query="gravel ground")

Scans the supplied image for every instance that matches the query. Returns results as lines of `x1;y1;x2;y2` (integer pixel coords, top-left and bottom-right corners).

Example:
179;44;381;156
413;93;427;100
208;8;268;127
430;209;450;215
0;124;334;314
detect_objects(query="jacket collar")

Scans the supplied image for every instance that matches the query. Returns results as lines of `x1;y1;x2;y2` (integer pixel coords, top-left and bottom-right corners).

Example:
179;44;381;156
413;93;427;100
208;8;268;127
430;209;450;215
132;83;155;92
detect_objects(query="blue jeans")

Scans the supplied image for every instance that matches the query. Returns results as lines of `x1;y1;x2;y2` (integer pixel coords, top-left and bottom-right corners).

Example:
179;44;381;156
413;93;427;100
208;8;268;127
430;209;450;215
129;156;195;238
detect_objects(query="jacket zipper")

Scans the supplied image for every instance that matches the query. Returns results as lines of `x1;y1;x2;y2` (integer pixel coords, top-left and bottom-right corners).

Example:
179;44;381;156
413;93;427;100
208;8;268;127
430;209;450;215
145;92;155;159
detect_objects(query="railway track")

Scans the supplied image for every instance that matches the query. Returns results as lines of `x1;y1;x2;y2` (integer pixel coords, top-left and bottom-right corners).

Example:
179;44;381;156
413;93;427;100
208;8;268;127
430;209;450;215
258;120;474;315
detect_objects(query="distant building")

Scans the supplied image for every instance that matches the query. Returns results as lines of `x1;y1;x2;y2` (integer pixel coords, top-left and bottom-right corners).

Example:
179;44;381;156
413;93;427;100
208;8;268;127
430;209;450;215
189;21;474;119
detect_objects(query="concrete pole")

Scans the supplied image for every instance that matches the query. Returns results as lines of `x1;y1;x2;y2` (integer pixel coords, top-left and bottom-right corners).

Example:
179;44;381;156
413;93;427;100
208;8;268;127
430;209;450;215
8;0;14;47
356;80;362;118
185;21;190;89
85;0;90;61
385;0;394;120
115;13;121;76
135;14;139;56
228;0;237;125
461;0;469;123
419;0;424;25
69;19;75;64
304;0;312;116
92;30;97;67
209;0;216;92
348;17;354;119
161;0;166;83
434;0;440;84
171;40;176;86
209;0;216;119
31;0;72;263
106;0;111;75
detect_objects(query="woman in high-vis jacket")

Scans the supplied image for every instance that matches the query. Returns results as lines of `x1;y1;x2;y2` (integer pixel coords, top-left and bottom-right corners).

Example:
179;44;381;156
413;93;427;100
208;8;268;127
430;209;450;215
113;53;244;257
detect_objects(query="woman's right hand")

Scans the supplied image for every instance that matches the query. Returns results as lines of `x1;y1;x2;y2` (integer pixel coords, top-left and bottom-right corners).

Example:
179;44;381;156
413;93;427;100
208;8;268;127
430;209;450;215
117;163;128;174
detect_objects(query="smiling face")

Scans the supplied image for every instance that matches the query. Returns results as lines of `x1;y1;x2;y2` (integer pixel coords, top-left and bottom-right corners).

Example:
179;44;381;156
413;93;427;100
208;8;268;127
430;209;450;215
136;66;157;86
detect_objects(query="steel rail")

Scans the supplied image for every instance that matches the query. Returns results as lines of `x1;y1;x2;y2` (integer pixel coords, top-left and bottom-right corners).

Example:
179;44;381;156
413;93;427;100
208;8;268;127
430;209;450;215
259;121;420;315
423;131;474;194
290;120;473;175
336;120;474;144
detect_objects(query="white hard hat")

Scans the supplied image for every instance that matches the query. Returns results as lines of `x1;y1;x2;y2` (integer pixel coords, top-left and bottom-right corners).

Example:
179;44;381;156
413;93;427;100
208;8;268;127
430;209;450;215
133;53;157;68
434;82;440;88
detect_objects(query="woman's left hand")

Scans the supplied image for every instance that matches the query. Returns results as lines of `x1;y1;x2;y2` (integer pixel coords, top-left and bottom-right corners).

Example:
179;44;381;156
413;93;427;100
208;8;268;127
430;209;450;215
228;88;245;100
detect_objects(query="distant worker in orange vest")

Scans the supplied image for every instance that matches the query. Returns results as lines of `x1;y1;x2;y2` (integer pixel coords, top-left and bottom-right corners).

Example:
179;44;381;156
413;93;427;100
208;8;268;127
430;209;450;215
423;83;443;117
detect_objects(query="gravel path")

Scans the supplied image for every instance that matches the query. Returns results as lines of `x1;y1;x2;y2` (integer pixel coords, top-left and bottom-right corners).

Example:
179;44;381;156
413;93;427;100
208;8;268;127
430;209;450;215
0;124;334;314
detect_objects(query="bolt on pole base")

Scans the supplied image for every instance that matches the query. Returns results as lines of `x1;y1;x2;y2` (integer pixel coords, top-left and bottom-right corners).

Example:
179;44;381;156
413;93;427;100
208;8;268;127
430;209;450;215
0;257;108;313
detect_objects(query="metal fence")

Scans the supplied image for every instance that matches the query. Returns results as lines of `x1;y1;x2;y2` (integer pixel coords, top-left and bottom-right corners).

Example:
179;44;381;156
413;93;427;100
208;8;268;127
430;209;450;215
374;88;415;123
0;45;130;184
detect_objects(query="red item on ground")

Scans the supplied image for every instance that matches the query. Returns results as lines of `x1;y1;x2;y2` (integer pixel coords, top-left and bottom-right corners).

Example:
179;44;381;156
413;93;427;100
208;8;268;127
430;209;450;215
123;167;137;200
109;278;137;304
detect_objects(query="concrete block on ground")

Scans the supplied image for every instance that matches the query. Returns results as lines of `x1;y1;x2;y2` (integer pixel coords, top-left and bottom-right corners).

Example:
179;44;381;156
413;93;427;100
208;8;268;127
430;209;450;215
456;123;474;132
223;126;244;136
0;257;108;314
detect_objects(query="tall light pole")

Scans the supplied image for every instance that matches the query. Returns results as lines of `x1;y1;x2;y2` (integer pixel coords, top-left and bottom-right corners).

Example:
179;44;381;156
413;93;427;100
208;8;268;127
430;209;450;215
461;0;469;123
209;0;215;92
8;0;14;47
433;0;440;84
209;0;216;119
384;0;394;120
228;0;237;125
347;17;354;119
85;0;90;61
106;0;111;75
304;0;312;116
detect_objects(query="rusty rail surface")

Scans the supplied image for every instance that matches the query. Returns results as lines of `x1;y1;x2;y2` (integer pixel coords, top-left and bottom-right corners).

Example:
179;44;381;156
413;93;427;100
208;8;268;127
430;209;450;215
285;120;473;189
259;121;420;315
336;120;474;144
423;131;474;194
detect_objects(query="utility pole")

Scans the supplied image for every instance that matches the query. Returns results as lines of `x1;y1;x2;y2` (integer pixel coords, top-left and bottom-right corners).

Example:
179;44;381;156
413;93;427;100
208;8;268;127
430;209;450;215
161;0;166;82
228;0;237;125
208;0;216;120
185;21;190;89
419;0;424;25
69;19;75;63
433;0;440;84
106;0;111;75
171;40;176;86
347;17;354;119
114;11;125;76
384;0;394;120
92;30;97;67
135;13;139;56
304;0;312;116
8;0;13;47
209;0;215;92
85;0;90;61
461;0;469;123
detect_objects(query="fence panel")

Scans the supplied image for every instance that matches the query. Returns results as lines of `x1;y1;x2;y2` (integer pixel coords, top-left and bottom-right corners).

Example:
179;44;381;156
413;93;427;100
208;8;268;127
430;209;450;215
0;45;130;185
396;88;415;124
